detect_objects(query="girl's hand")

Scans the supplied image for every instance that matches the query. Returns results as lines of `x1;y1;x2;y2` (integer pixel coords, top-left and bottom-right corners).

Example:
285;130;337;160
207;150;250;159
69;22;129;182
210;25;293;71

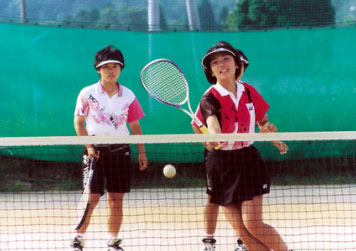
138;152;148;171
272;141;288;155
258;118;288;155
86;146;100;159
204;142;220;151
259;122;277;133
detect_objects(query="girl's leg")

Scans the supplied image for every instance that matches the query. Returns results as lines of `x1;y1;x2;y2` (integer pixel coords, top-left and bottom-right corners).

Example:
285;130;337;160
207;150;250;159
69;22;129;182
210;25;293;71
107;192;125;237
223;205;270;251
76;193;101;234
241;195;288;251
204;195;220;235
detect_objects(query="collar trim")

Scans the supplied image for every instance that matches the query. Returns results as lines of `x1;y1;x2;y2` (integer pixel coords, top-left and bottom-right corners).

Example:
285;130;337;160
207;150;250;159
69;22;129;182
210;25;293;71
97;81;122;97
214;81;245;97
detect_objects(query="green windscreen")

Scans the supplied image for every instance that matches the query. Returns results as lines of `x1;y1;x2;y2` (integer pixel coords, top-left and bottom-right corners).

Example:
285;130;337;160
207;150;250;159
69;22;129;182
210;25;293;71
1;23;355;137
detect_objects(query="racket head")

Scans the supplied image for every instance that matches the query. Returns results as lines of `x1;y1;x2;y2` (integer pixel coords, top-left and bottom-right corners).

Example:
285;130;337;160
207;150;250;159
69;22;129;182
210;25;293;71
73;157;96;230
140;59;189;107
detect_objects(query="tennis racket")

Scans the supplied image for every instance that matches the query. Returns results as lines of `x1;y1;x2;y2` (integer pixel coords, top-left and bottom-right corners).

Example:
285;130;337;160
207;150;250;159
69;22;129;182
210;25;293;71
74;157;97;230
140;59;217;140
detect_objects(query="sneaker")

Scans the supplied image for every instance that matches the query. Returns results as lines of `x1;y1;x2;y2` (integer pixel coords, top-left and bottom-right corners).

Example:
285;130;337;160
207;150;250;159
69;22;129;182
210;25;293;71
71;237;84;251
200;238;216;251
235;238;247;251
107;238;124;251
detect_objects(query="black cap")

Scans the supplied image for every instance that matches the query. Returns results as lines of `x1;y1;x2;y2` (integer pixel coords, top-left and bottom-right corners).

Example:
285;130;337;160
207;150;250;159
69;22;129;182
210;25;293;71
94;45;125;70
236;48;249;71
202;41;242;84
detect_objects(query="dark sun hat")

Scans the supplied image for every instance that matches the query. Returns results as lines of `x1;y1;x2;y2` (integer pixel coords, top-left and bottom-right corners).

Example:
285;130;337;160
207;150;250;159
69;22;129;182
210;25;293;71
201;41;242;84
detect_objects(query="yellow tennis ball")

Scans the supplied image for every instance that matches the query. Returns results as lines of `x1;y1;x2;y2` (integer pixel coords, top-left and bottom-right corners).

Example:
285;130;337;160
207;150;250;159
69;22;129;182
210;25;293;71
163;164;176;178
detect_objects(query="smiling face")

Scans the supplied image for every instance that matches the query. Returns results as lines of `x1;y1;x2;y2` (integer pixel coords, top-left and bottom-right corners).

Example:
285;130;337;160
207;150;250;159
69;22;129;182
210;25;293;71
97;63;122;83
209;52;239;83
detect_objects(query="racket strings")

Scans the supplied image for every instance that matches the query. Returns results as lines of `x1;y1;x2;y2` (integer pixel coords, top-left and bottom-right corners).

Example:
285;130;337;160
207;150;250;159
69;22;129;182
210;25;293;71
141;61;188;105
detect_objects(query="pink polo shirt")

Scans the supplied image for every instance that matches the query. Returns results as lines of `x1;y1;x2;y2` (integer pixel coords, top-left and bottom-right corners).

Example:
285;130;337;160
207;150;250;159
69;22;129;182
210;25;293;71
194;81;269;150
74;81;145;136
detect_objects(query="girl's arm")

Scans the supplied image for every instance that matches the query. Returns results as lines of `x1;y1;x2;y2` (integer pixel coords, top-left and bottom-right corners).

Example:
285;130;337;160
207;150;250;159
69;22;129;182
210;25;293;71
129;120;148;170
74;115;99;159
203;115;221;150
257;115;288;155
192;115;220;150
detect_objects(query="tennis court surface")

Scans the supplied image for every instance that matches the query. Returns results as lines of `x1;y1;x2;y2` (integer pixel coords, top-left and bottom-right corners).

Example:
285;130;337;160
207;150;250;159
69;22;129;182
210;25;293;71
1;132;356;250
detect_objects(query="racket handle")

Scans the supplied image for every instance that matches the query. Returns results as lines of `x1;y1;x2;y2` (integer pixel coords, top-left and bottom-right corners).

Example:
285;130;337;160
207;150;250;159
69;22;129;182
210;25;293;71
199;125;221;150
198;125;209;134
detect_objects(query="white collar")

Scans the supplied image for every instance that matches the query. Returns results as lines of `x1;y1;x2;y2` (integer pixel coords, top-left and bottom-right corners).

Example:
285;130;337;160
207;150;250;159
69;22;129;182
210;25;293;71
214;81;245;97
97;81;123;97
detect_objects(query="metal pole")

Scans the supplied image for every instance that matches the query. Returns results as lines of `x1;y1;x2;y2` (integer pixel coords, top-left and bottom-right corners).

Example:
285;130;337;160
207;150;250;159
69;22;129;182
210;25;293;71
148;0;160;32
20;0;27;23
185;0;200;31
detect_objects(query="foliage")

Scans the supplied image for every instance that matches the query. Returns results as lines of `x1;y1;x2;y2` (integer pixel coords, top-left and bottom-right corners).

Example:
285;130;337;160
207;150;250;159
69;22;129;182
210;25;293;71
218;6;230;28
0;0;349;31
160;6;169;31
198;0;217;30
63;3;147;30
226;0;335;30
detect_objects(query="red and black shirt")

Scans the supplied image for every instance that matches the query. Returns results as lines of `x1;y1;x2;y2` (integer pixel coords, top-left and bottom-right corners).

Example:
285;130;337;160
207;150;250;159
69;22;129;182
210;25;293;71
194;81;269;150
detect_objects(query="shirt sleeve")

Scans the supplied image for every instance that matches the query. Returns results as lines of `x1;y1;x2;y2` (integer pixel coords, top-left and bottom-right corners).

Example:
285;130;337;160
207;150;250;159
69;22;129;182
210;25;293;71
197;93;221;125
74;89;89;117
199;93;221;125
127;97;145;123
246;84;270;122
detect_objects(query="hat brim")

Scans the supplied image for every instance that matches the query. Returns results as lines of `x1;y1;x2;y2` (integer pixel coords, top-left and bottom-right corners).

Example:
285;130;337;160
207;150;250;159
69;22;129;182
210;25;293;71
201;48;236;69
96;60;123;69
240;56;249;65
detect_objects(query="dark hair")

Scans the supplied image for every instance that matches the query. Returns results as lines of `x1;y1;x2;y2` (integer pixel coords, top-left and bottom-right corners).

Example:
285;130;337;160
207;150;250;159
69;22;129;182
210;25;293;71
202;41;242;84
94;45;125;70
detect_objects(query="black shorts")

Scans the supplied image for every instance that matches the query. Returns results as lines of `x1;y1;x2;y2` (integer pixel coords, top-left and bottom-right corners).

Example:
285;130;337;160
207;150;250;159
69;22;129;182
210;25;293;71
81;144;131;195
205;145;270;206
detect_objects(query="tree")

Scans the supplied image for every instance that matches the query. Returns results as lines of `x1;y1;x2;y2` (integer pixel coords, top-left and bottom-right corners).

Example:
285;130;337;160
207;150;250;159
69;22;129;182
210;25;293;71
119;6;146;30
248;0;280;29
87;3;147;30
226;0;335;31
73;8;99;27
160;6;169;31
218;6;229;28
198;0;217;30
96;4;119;28
225;0;251;30
304;0;334;26
89;8;100;23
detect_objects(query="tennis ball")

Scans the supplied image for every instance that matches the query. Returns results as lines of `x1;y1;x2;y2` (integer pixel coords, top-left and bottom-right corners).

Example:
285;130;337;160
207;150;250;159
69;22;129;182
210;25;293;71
163;164;176;178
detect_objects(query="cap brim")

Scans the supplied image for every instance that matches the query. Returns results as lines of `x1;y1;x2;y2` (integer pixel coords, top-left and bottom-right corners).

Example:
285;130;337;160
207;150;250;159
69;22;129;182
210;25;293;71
96;60;123;69
240;56;249;65
201;48;236;69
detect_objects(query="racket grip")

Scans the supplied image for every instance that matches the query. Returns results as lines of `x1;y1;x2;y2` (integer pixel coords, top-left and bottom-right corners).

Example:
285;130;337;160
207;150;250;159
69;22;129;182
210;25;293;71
199;125;221;150
198;125;209;134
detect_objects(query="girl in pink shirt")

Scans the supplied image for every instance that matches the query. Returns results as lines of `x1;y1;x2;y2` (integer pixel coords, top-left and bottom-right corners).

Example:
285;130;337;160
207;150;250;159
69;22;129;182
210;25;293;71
72;45;147;251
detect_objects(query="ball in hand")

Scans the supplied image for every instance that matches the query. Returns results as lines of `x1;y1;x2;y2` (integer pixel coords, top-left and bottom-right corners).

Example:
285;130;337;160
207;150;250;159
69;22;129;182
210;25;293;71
163;164;176;178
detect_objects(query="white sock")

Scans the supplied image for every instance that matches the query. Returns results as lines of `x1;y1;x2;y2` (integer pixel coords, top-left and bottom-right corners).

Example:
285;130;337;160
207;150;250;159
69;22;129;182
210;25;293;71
206;233;214;239
73;233;84;240
107;235;118;244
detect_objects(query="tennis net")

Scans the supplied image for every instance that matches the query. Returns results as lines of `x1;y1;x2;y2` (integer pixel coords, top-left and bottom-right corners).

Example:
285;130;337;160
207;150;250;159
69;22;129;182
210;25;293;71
1;132;356;251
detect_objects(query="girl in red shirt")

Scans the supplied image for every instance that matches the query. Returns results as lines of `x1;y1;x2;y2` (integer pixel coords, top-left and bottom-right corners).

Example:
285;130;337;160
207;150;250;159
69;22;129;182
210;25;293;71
195;41;290;251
